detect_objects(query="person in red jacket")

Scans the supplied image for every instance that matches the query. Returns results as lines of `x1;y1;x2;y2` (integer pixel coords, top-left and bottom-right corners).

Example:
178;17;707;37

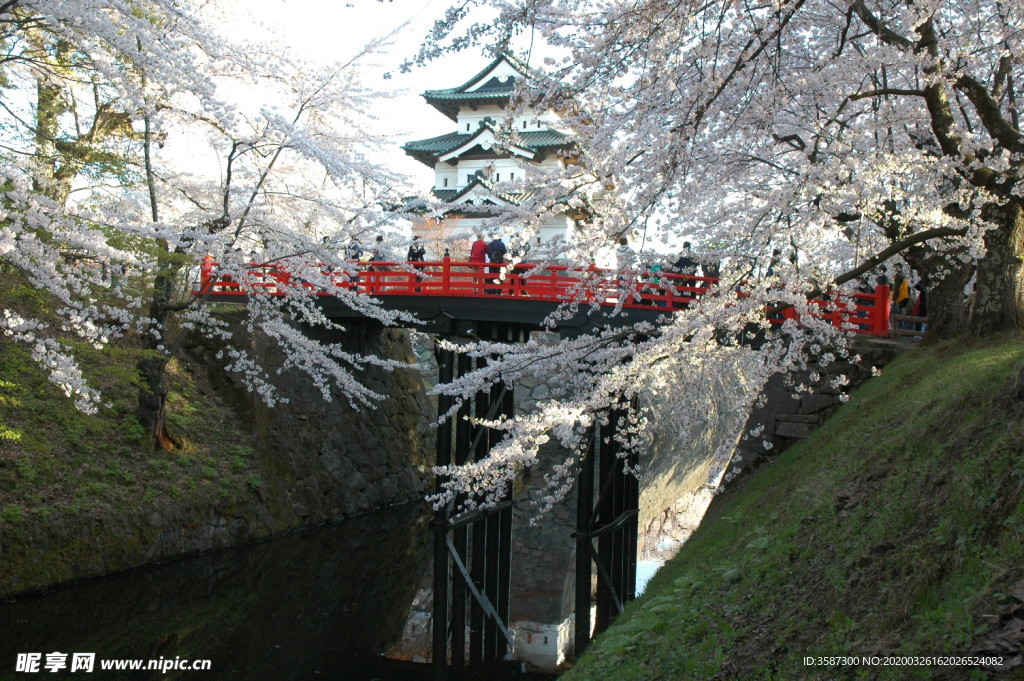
469;233;488;293
469;234;488;263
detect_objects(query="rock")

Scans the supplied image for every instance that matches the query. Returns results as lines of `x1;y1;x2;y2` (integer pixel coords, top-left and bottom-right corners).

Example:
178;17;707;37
775;420;815;439
776;413;821;425
800;393;836;413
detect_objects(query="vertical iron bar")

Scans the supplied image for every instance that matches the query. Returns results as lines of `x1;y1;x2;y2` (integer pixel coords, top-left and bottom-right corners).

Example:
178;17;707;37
574;429;596;657
496;327;517;659
609;407;625;616
625;399;639;603
625;450;639;602
469;354;488;667
433;345;456;681
484;369;502;662
450;353;473;675
595;412;614;633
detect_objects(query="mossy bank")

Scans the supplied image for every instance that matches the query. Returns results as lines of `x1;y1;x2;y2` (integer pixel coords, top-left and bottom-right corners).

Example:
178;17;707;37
0;304;433;598
567;334;1024;681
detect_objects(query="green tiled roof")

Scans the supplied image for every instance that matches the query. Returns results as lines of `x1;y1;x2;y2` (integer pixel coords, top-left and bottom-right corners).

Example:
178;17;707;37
425;78;517;99
422;52;540;120
431;189;460;202
404;179;592;221
427;181;591;222
402;132;470;155
403;129;574;167
426;53;535;96
519;130;574;147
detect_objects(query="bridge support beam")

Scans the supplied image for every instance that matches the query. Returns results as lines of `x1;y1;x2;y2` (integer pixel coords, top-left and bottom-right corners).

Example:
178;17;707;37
431;330;640;676
574;400;640;657
431;326;528;680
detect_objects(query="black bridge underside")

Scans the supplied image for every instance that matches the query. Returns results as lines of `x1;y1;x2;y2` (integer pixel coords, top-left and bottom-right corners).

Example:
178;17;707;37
315;294;674;337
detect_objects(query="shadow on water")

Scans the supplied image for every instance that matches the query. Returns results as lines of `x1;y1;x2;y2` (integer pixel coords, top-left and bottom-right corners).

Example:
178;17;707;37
0;503;436;681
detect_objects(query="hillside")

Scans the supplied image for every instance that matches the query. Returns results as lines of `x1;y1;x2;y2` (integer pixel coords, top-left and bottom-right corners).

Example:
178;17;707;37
567;334;1024;681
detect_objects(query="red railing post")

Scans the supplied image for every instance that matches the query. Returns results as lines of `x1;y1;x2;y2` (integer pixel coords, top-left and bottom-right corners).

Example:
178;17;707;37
200;254;215;292
443;257;451;295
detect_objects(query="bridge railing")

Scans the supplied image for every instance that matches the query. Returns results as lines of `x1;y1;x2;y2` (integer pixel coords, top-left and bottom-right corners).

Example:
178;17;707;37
764;285;892;336
196;257;897;337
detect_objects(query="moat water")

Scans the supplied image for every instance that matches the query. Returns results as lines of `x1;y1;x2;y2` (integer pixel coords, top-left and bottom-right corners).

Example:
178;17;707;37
0;503;442;680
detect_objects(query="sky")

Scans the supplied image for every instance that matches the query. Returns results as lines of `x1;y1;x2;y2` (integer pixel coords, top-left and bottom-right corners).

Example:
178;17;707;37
238;0;480;188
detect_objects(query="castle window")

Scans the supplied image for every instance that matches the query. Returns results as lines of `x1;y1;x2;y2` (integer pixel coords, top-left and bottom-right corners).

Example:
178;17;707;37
443;178;448;187
510;172;515;180
466;123;471;131
495;173;500;181
523;121;527;129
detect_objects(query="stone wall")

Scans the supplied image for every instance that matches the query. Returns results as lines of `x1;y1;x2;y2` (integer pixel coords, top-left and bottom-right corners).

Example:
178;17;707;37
730;339;904;474
199;323;435;523
637;358;755;539
641;338;906;557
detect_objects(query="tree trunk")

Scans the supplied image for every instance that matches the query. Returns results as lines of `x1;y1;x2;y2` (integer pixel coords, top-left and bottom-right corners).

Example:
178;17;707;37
31;37;74;205
905;245;972;341
137;352;173;450
969;201;1024;335
136;268;180;451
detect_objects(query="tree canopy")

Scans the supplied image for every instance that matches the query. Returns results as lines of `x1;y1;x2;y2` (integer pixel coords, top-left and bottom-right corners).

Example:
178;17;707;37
0;0;416;446
415;0;1023;505
417;0;1022;331
2;0;1021;505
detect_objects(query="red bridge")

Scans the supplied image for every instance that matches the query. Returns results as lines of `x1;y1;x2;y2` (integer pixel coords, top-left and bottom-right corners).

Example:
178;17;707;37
196;255;909;680
198;257;898;338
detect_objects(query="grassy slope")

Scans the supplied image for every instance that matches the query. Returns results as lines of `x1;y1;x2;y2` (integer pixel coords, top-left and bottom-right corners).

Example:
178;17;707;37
0;273;260;534
568;334;1024;681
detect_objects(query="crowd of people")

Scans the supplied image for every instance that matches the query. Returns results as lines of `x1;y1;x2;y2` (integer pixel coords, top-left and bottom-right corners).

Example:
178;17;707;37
238;234;929;333
855;263;928;333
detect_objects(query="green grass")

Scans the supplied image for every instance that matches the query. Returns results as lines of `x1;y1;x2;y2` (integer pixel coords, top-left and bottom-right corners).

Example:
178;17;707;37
567;334;1024;681
0;272;259;530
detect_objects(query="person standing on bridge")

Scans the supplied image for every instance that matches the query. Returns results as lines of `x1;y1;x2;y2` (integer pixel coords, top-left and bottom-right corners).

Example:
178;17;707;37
470;234;488;264
855;274;875;330
407;235;426;292
615;237;635;271
891;264;911;331
672;242;697;275
369;235;386;262
470;233;489;294
486;234;507;294
344;237;363;262
891;264;910;314
701;256;721;290
874;264;890;288
407;235;426;262
913;276;928;333
671;241;699;300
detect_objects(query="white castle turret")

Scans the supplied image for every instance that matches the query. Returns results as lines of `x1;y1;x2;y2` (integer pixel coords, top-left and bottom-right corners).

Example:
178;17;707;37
403;52;588;257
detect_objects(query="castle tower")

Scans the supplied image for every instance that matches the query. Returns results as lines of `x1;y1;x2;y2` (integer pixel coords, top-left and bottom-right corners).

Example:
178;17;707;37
403;53;586;258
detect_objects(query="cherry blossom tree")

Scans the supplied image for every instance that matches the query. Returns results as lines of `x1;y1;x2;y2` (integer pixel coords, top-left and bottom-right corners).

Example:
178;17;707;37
0;0;416;448
415;0;1022;334
409;0;1023;505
